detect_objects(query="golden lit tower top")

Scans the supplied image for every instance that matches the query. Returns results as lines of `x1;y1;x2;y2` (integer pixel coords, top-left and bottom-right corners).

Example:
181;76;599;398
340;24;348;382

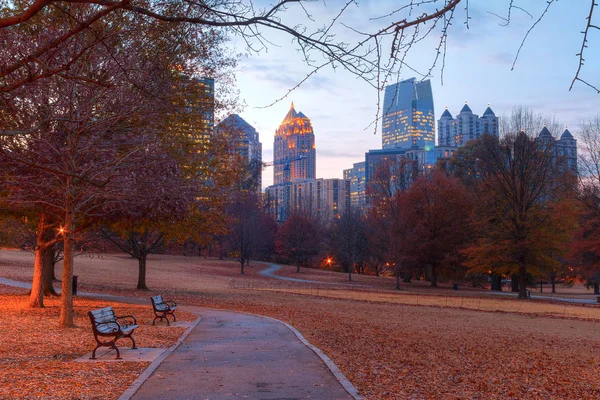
273;102;316;185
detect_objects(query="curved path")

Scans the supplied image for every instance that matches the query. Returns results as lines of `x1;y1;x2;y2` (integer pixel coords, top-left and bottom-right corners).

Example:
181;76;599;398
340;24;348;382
0;276;359;399
131;307;353;400
259;263;366;287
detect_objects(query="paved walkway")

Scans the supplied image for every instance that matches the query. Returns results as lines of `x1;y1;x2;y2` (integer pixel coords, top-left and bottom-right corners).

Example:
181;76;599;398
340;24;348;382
259;263;366;287
487;290;599;304
0;276;358;399
131;307;353;400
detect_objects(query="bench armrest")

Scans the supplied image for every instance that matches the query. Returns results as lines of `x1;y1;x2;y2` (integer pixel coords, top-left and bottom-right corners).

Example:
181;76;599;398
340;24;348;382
165;300;177;308
115;315;137;327
95;321;120;334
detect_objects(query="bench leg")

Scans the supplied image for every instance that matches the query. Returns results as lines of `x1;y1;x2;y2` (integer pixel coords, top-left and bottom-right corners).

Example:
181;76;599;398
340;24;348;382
126;334;137;350
112;343;122;359
171;311;177;323
90;346;99;360
154;314;170;326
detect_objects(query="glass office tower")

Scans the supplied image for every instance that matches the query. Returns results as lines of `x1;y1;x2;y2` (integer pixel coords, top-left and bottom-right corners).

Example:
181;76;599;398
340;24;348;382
381;78;435;150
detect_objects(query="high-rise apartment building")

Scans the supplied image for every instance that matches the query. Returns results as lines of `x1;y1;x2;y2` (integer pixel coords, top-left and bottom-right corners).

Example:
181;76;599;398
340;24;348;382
266;178;349;220
273;102;316;185
215;114;262;190
382;78;435;150
537;126;578;173
343;162;366;209
438;103;498;147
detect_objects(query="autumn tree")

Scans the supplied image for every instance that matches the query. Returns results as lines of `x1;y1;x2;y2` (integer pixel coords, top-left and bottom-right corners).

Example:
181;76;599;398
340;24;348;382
395;170;473;287
570;115;600;292
0;10;229;325
276;214;320;272
367;157;419;288
224;191;263;274
327;207;369;281
463;132;575;299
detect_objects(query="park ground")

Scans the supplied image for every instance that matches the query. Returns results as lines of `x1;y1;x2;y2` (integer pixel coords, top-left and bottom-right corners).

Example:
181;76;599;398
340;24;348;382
1;250;600;399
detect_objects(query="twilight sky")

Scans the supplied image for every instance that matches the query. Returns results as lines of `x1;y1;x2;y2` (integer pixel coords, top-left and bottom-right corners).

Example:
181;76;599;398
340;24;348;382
222;1;600;189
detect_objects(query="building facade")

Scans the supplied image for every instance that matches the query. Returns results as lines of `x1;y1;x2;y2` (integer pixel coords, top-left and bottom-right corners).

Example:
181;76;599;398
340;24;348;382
215;114;262;190
537;126;578;172
266;178;349;221
438;103;499;147
343;161;366;210
273;102;316;185
198;77;215;138
382;78;435;150
364;146;457;196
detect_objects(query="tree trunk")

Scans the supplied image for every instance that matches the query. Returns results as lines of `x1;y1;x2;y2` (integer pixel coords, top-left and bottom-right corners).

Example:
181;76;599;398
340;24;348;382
43;244;58;296
348;261;352;282
518;264;528;300
59;206;75;328
395;264;400;290
29;213;47;308
137;254;149;290
296;261;300;273
240;258;245;275
594;282;599;295
490;274;502;291
430;263;438;287
551;276;556;294
511;274;519;292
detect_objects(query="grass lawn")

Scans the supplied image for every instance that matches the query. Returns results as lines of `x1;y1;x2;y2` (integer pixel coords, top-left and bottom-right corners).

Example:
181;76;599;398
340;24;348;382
1;250;600;399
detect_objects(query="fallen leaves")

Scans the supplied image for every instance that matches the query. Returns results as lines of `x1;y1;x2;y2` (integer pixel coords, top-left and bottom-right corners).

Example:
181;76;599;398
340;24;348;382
0;294;195;400
1;250;600;399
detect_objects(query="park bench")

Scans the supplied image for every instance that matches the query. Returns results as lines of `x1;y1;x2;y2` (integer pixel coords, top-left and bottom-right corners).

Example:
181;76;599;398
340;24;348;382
150;295;178;326
88;307;138;359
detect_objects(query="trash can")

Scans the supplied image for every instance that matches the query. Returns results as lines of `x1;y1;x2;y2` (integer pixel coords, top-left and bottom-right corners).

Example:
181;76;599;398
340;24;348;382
72;275;78;296
452;283;459;290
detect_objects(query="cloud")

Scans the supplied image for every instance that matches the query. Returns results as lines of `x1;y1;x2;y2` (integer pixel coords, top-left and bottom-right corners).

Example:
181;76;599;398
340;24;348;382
486;52;514;66
240;59;335;91
317;148;366;159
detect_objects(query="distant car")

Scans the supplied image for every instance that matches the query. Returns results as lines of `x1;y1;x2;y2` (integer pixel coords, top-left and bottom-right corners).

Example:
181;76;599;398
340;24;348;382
502;279;511;285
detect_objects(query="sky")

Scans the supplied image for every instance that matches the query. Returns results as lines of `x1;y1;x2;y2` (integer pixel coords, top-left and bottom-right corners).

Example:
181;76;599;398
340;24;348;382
222;0;600;189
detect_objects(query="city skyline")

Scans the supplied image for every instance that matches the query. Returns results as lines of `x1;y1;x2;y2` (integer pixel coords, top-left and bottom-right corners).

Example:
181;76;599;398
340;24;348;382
226;1;599;189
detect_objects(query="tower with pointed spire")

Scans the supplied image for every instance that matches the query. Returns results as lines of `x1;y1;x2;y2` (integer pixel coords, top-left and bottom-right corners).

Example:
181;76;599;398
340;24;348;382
437;103;498;147
273;102;316;185
536;126;578;173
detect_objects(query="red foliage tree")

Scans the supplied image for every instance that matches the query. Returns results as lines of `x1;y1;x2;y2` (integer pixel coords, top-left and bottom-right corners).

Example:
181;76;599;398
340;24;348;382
276;214;320;272
395;170;473;287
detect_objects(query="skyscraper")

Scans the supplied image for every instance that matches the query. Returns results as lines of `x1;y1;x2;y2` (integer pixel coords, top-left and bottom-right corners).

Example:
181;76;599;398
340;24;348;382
215;114;262;190
382;78;435;150
198;77;215;138
343;161;366;209
537;126;578;173
273;102;316;185
438;103;499;147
